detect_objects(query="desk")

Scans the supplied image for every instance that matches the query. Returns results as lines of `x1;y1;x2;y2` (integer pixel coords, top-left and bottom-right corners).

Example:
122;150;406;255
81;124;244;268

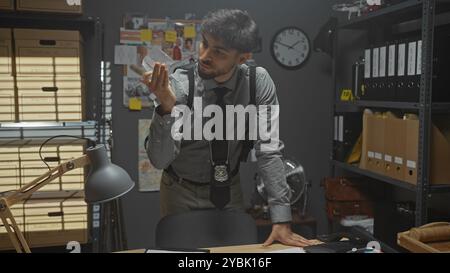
118;243;308;253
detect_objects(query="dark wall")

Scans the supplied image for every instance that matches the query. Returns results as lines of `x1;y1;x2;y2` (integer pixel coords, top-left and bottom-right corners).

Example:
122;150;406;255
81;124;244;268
84;0;339;249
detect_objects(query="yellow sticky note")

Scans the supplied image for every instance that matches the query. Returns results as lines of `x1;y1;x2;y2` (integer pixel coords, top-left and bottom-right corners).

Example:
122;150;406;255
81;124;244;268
165;30;177;43
184;25;196;38
140;29;153;42
129;97;142;110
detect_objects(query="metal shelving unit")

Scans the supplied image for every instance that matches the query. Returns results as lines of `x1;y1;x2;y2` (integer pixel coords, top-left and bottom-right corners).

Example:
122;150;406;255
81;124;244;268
0;13;107;252
335;101;450;112
330;0;450;227
332;160;450;193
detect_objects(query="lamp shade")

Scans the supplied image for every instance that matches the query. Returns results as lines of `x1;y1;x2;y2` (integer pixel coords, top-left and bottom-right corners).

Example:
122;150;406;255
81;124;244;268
84;145;135;204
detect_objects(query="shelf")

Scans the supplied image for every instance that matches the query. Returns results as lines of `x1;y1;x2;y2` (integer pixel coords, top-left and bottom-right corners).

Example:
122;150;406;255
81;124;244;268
0;190;85;204
0;13;98;33
336;100;420;111
335;101;450;112
0;121;97;146
332;160;450;193
339;0;450;30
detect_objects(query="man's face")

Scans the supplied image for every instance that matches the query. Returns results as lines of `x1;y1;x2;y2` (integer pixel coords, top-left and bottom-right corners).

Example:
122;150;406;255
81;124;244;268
198;33;244;80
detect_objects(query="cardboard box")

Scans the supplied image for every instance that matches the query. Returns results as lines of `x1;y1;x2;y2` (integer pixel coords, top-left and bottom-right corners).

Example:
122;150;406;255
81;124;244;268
384;114;398;179
0;76;15;122
404;117;420;184
360;110;373;170
371;114;386;175
391;118;407;181
0;0;14;10
0;28;13;76
16;0;82;14
403;116;450;185
383;113;407;181
361;111;385;174
363;111;450;185
14;28;83;76
0;200;87;250
16;75;84;121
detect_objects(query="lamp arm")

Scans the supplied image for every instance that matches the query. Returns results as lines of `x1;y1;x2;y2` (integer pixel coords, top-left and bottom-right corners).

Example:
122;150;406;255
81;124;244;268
6;155;90;206
0;155;90;253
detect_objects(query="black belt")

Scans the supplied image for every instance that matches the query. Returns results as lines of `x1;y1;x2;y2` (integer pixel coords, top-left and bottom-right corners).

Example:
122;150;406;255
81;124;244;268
164;165;239;186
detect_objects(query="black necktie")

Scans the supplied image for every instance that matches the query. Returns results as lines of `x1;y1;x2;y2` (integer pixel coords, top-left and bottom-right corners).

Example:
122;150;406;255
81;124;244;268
209;87;230;209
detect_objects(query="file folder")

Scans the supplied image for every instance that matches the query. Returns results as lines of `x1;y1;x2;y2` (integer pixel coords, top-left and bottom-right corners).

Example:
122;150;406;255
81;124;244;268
364;47;372;100
378;45;389;100
396;41;407;101
387;43;397;101
371;46;380;100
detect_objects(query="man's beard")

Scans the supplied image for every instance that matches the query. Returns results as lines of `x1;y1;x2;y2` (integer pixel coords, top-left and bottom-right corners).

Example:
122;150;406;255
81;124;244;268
197;62;234;80
197;65;217;79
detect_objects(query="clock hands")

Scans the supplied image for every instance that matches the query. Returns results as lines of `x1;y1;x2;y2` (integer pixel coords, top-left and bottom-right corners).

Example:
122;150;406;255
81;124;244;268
275;41;293;49
289;41;300;49
275;41;302;54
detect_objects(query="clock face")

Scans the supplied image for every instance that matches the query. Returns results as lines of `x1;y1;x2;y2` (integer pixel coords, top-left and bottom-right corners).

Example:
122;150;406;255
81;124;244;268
271;27;310;69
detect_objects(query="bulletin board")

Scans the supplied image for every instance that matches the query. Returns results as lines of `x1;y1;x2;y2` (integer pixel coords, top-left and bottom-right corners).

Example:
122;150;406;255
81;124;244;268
115;14;202;110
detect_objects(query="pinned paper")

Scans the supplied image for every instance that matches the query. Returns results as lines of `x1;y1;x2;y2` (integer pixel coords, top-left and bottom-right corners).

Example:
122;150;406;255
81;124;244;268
140;29;153;42
129;97;142;110
184;25;196;38
165;30;177;43
120;28;143;45
114;45;137;65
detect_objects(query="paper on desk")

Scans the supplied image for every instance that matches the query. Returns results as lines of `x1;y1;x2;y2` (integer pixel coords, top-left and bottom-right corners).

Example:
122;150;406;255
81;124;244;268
145;249;207;253
267;247;305;253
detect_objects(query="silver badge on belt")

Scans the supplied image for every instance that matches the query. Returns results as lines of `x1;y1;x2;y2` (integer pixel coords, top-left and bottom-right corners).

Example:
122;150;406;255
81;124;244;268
214;165;229;182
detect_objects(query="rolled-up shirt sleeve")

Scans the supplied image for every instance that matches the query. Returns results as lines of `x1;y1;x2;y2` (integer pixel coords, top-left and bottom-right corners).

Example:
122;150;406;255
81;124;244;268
254;67;292;224
146;72;186;169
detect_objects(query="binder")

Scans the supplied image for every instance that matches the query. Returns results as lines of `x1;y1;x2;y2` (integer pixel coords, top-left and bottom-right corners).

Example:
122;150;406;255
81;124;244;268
378;45;389;100
396;41;407;101
363;47;372;100
415;39;422;99
404;39;419;102
352;61;365;100
371;46;380;100
387;43;397;100
431;32;450;101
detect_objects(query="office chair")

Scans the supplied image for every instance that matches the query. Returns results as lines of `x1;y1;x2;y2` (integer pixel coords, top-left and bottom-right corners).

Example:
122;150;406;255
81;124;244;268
155;210;258;249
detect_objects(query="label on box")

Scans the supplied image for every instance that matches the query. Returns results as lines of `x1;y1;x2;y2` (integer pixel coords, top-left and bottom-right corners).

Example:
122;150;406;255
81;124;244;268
384;154;392;162
372;48;379;78
388;44;396;77
379;46;387;77
395;157;403;165
407;160;416;169
375;152;382;160
368;151;375;158
365;49;371;79
398;43;406;76
407;41;417;76
417;40;422;75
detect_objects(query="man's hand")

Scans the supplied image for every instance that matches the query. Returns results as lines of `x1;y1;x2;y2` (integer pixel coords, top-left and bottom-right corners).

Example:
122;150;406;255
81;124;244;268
263;223;315;248
141;62;176;115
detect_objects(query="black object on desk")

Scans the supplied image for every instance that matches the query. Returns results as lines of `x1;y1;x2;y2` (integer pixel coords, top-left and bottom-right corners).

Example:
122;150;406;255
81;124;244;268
304;226;398;253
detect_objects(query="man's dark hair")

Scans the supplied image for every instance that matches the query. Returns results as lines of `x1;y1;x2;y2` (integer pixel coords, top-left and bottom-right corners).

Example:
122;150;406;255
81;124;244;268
201;9;260;53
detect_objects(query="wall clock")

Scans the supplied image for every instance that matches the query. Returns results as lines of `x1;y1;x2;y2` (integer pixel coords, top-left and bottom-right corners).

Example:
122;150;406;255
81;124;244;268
271;26;311;70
